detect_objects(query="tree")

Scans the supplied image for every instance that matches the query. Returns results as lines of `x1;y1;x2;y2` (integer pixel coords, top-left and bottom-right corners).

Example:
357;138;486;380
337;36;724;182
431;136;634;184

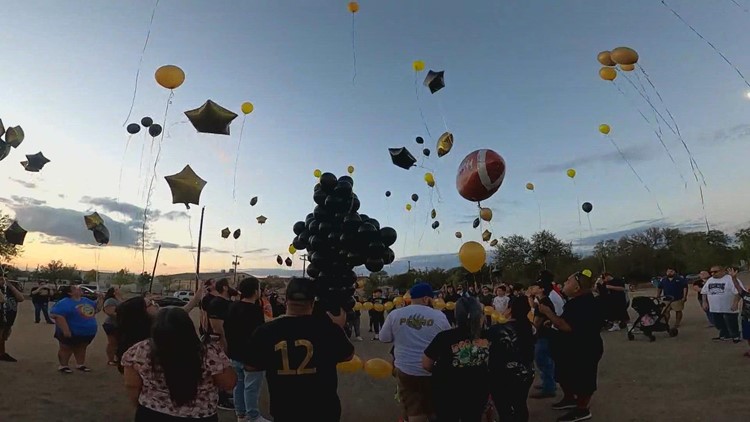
112;268;134;287
39;260;78;282
0;213;21;263
736;228;750;267
137;272;153;293
83;269;98;283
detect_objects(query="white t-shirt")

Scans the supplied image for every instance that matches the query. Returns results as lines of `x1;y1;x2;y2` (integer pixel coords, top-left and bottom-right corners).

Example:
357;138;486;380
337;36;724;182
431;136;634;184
493;295;510;313
379;304;451;376
549;290;565;316
701;275;741;314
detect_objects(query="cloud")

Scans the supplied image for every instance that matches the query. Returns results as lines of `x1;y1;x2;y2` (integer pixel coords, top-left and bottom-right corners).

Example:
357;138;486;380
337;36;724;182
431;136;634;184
80;196;156;222
8;178;37;189
10;195;46;206
243;248;270;254
536;144;655;174
701;124;750;144
162;211;188;221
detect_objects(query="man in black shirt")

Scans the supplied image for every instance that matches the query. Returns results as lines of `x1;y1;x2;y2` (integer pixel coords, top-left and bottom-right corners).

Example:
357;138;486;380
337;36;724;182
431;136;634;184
206;278;235;411
244;277;354;422
369;289;386;340
529;274;558;399
30;281;54;324
224;277;270;422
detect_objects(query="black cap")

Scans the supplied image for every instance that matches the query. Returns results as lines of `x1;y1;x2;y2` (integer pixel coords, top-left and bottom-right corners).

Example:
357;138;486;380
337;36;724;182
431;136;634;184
286;277;315;302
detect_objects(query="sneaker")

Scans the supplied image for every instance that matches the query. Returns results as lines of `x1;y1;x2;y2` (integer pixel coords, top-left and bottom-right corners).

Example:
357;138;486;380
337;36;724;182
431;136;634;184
733;338;742;344
372;335;379;341
76;365;92;372
58;366;73;374
551;398;577;410
355;336;363;341
0;353;18;362
608;325;621;332
530;391;556;399
712;336;729;342
557;408;592;422
218;398;235;411
249;416;272;422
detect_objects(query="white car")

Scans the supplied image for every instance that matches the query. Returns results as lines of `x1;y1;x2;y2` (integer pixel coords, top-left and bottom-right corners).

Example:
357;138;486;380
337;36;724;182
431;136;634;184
173;291;194;302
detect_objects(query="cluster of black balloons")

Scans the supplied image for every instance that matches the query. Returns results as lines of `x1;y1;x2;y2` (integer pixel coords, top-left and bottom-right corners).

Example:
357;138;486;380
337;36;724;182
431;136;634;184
126;117;163;137
291;172;397;311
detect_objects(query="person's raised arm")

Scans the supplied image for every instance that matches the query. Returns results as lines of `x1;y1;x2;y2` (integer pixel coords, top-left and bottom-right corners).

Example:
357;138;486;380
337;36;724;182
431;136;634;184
182;287;204;313
7;283;24;302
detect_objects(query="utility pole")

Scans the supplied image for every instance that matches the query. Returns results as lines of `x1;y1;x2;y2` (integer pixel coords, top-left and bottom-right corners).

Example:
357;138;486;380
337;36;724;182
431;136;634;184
299;254;309;277
232;255;241;286
407;260;411;272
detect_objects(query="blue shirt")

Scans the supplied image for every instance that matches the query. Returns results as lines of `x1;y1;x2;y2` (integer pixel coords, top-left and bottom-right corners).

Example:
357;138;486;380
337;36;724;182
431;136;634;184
51;297;98;337
658;277;687;301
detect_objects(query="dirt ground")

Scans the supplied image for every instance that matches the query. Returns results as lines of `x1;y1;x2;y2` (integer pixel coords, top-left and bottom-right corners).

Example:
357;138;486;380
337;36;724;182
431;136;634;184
1;288;749;422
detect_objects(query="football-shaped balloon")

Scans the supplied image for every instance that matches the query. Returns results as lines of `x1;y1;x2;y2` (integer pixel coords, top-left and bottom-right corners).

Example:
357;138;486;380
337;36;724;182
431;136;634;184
456;149;506;202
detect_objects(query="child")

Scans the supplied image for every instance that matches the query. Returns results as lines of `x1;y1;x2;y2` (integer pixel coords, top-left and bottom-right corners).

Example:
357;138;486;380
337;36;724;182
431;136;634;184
493;285;510;316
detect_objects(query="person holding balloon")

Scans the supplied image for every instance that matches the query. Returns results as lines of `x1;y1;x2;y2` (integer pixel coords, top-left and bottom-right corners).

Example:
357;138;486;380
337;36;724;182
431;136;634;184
369;289;387;341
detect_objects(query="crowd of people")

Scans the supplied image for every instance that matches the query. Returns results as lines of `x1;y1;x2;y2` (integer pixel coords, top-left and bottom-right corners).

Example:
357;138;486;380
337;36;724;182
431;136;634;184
0;263;748;422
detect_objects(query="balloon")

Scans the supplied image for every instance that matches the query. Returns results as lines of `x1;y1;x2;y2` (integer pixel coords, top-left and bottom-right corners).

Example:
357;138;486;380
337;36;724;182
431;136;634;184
389;147;417;170
276;255;283;265
373;303;384;312
393;296;404;306
412;60;425;72
445;301;456;311
472;218;480;229
21;152;51;172
221;228;230;239
148;123;162;137
423;70;445;94
347;165;355;175
526;182;535;191
490;239;498;247
482;230;492;242
431;221;440;229
597;51;616;66
380;227;397;246
566;169;576;179
285;257;293;267
289;244;296;254
4;126;23;148
233;229;241;239
480;208;493;222
456;149;506;202
599;124;610;135
140;117;153;127
353;302;362;311
610;47;638;65
92;224;110;245
337;354;363;373
241;102;254;114
424;173;435;188
84;212;104;230
411;194;419;202
385;191;391;197
314;169;322;178
364;358;393;380
164;165;207;209
293;221;306;235
620;64;635;72
155;65;185;89
430;209;437;219
257;215;267;225
363;302;374;311
184;100;238;135
415;136;424;144
455;231;462;239
250;196;258;206
582;202;593;213
423;148;431;157
348;1;359;13
3;221;27;245
599;67;617;81
459;241;486;273
0;119;4;137
0;141;10;162
406;204;412;211
436;132;453;157
126;123;141;134
433;298;445;310
484;306;494;316
357;279;365;288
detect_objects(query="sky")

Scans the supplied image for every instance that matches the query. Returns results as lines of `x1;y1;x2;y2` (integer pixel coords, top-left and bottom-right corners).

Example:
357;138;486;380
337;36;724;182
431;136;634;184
2;0;750;276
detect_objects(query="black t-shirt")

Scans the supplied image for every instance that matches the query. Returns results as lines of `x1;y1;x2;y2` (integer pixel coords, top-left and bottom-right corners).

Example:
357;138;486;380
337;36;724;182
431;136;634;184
486;320;535;374
479;293;494;307
535;296;556;339
369;296;386;317
224;301;265;361
207;296;231;321
607;278;626;303
559;293;604;357
424;327;489;395
31;286;53;304
244;315;354;422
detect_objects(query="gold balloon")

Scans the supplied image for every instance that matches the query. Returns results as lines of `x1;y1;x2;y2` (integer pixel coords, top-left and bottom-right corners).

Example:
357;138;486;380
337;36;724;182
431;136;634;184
436;132;453;157
445;301;456;311
599;124;610;135
384;301;394;311
393;296;404;306
313;169;322;178
480;208;493;222
459;241;486;273
337;354;363;373
155;65;185;90
424;172;435;187
363;302;374;311
347;1;359;13
491;311;501;322
433;298;446;311
455;231;463;239
164;165;207;209
567;168;576;179
526;182;535;191
288;244;296;254
353;302;362;311
357;279;365;288
241;102;254;114
364;358;393;379
596;50;616;66
610;47;638;65
374;303;385;312
599;67;617;81
84;212;104;230
490;239;498;247
482;230;492;242
620;63;635;72
406;204;412;211
484;306;494;316
413;60;425;72
347;165;355;174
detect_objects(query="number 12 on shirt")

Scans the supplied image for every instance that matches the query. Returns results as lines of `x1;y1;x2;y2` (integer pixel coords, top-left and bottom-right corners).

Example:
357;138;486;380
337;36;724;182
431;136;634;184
274;340;317;375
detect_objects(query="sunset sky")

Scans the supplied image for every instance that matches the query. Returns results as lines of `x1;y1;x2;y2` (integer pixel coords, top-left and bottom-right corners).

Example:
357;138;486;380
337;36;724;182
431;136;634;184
2;1;750;276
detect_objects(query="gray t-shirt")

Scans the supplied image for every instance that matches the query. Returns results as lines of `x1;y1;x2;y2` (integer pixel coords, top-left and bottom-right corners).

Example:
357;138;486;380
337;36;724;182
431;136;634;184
103;298;120;326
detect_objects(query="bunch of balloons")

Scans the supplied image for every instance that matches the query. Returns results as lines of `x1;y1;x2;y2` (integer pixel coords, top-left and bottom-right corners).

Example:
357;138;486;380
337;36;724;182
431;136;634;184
0;119;24;162
291;172;397;311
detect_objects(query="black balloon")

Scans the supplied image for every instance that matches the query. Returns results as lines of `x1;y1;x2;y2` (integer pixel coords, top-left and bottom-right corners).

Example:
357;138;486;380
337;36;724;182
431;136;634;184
389;147;417;170
473;218;480;229
424;70;446;94
338;175;354;187
141;117;153;127
431;221;440;230
306;264;320;278
385;191;391;197
126;123;141;134
369;242;386;256
4;221;27;245
416;136;424;144
423;148;430;157
92;224;110;245
148;124;163;137
313;189;328;206
319;173;338;193
411;194;419;202
233;229;241;239
293;221;306;235
276;255;283;265
365;258;385;272
285;257;293;267
582;202;593;213
380;227;397;246
367;219;381;230
383;248;395;265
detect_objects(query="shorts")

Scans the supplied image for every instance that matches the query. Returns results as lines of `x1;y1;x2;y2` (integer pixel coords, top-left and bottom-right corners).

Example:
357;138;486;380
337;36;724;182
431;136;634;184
395;368;434;417
55;332;95;347
666;299;685;312
555;352;602;396
742;319;750;341
102;323;118;336
0;324;12;341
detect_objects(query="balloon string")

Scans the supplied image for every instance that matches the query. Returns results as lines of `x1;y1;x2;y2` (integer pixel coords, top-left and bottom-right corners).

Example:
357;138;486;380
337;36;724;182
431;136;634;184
187;211;197;271
729;0;750;13
437;96;449;131
572;179;582;244
586;213;594;236
122;0;160;126
232;114;247;201
534;190;542;230
607;136;664;216
415;74;432;139
351;15;357;85
660;0;750;89
699;184;710;233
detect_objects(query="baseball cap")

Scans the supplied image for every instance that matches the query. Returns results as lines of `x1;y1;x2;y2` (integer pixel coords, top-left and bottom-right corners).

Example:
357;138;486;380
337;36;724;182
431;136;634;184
286;277;316;302
409;282;434;299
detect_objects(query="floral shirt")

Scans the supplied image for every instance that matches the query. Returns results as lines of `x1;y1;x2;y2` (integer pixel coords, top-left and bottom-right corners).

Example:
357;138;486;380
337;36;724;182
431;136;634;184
122;340;230;418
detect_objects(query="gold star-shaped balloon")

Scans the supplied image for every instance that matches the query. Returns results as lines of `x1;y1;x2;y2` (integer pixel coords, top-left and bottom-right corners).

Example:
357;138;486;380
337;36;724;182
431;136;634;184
84;212;104;230
184;100;238;135
164;165;207;209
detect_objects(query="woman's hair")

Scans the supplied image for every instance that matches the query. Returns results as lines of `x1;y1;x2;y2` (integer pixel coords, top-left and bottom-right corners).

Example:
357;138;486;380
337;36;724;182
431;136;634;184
509;295;534;346
454;297;483;339
150;307;204;406
104;287;117;301
116;297;153;373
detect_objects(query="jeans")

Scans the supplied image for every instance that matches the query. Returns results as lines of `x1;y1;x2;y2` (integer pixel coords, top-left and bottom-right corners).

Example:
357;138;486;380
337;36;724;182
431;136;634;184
232;360;264;419
534;337;556;394
712;312;740;339
351;314;361;337
33;302;52;323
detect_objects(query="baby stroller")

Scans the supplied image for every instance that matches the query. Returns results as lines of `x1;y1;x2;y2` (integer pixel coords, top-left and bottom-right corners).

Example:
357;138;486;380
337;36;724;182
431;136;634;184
627;296;679;342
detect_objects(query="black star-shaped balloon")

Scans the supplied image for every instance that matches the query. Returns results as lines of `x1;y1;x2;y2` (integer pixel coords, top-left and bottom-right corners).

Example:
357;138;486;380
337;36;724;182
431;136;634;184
388;147;417;170
21;152;50;172
184;100;238;135
423;70;445;94
0;140;10;162
3;221;27;245
5;126;24;148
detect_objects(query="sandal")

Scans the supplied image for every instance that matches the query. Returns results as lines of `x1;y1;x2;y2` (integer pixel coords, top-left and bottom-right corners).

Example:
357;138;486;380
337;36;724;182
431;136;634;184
76;365;92;372
58;366;73;374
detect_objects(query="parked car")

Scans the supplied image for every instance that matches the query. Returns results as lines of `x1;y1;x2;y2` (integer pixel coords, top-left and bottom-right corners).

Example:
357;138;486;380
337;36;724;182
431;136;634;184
51;285;99;302
80;284;104;292
154;296;187;307
173;290;194;302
